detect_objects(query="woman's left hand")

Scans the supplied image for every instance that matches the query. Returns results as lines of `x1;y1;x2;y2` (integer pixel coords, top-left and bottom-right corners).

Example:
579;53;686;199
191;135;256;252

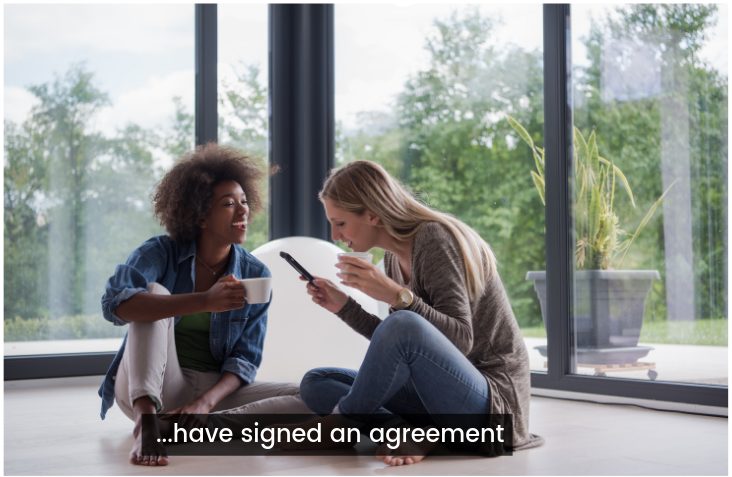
167;398;213;416
336;256;401;305
165;398;213;428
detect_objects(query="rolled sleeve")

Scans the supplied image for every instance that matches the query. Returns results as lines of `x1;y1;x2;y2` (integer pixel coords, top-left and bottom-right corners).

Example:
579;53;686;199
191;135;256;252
221;356;259;385
101;238;169;326
101;285;147;325
221;301;268;384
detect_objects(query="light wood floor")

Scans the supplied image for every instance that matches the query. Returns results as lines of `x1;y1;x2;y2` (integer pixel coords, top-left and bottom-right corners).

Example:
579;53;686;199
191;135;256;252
3;376;728;475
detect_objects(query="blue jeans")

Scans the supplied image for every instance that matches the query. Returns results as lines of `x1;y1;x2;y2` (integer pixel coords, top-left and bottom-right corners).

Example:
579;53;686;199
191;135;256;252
300;311;490;417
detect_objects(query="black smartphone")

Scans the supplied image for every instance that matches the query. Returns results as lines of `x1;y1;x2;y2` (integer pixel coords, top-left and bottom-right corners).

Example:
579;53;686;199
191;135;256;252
279;251;317;285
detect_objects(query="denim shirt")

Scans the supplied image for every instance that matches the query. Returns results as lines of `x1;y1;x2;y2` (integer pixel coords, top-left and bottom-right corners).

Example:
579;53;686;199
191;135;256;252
97;235;271;419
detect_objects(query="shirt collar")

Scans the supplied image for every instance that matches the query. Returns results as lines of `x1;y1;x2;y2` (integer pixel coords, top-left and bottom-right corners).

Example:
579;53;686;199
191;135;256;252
180;239;246;277
178;240;196;264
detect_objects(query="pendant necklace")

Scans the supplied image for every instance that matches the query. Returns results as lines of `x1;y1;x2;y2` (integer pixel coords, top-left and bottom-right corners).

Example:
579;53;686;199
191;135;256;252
197;255;225;277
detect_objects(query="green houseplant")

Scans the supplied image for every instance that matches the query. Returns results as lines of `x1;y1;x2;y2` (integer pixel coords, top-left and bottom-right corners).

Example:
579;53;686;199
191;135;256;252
508;116;673;355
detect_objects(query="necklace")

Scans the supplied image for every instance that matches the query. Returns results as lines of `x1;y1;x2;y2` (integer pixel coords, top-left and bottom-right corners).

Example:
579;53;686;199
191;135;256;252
196;255;226;277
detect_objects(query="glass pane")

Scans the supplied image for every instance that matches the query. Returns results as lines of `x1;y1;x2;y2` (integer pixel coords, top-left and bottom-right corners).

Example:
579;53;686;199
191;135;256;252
335;5;547;372
570;4;728;384
4;5;194;355
218;4;269;251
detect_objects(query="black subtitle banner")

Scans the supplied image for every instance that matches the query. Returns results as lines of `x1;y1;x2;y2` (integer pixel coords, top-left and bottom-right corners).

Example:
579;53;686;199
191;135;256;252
141;413;514;457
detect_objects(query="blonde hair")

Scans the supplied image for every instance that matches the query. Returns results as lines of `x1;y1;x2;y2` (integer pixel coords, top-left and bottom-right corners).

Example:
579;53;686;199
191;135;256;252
319;161;496;301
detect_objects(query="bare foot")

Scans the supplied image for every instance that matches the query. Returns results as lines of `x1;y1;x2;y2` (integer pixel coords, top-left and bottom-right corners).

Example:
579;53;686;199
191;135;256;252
377;453;426;466
375;427;436;466
129;397;169;466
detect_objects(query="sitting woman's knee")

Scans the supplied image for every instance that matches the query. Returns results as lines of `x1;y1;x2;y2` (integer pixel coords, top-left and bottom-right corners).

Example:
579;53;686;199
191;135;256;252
376;310;427;337
299;369;336;415
147;282;170;295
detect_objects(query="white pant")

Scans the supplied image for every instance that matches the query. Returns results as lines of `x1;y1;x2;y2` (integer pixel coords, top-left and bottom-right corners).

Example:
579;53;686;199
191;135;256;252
113;283;311;419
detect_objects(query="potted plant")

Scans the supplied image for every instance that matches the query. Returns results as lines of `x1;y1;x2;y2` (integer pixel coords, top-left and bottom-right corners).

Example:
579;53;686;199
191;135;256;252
508;116;673;358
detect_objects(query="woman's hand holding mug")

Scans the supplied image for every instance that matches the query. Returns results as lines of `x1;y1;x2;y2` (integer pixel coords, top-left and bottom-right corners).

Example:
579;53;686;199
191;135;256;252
335;255;401;305
203;275;246;312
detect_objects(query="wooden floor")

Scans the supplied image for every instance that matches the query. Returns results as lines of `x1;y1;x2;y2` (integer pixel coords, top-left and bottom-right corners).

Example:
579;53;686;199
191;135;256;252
3;376;728;475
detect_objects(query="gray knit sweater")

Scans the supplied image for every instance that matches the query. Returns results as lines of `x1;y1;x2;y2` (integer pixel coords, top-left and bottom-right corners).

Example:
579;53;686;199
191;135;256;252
335;221;543;450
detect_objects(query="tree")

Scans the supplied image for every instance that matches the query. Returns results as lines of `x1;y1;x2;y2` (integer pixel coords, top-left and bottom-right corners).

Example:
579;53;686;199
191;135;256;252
4;65;110;318
5;60;274;335
337;9;547;326
574;5;727;322
4;120;50;319
4;64;162;324
395;10;546;326
219;63;270;250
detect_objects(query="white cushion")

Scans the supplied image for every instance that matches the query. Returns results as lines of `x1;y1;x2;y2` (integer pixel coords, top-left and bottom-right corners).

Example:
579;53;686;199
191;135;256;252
251;236;382;383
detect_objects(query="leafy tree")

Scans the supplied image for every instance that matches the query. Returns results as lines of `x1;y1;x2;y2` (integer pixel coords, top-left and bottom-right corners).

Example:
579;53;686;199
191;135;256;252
219;63;270;250
4;120;50;319
396;9;546;326
336;5;725;330
4;57;274;337
164;96;195;159
220;63;268;158
4;64;162;324
5;65;110;318
336;9;547;326
574;5;727;321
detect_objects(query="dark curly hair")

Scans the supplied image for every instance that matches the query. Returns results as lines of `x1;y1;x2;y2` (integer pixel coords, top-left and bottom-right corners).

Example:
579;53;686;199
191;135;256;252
153;143;265;242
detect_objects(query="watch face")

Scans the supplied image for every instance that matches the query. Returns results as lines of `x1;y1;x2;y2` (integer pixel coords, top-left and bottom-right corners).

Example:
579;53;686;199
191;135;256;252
398;288;412;307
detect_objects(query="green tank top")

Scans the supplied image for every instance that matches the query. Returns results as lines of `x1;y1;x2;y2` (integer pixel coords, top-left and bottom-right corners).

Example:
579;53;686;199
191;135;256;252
175;312;219;372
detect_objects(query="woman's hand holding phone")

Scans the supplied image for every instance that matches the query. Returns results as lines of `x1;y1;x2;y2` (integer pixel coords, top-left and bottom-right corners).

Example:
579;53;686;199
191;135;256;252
303;276;349;314
279;251;348;313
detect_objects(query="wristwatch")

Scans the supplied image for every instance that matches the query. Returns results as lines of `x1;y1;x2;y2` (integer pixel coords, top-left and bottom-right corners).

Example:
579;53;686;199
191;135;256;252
393;287;414;310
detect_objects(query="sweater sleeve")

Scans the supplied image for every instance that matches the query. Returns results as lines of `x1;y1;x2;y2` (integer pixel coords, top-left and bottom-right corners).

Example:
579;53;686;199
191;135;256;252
335;296;382;340
406;222;474;354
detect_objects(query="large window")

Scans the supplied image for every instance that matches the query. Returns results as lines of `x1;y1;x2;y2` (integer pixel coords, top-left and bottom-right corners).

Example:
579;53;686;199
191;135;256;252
5;4;727;406
566;4;727;385
335;5;547;371
4;5;194;355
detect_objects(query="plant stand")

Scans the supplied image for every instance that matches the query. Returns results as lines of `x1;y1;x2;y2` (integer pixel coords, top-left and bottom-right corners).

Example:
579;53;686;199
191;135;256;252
576;361;658;380
535;345;658;380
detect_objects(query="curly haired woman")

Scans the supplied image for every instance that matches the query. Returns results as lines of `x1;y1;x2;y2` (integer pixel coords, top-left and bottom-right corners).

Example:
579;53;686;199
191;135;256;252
99;144;305;466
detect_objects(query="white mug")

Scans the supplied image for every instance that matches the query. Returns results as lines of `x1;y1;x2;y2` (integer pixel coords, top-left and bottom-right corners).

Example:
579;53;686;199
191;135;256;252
239;277;272;304
338;252;374;263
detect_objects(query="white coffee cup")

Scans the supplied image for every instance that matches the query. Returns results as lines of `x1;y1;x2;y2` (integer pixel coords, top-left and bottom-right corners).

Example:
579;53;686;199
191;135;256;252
239;277;272;304
338;252;373;263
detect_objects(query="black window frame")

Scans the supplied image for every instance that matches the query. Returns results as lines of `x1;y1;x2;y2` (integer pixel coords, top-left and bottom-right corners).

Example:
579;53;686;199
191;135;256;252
5;3;728;409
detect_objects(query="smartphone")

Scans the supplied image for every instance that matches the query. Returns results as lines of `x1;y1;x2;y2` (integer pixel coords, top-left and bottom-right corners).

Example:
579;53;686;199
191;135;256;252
279;251;317;285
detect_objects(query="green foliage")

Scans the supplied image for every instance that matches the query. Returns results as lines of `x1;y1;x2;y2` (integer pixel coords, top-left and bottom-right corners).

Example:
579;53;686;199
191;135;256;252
335;5;725;331
219;63;269;251
4;314;126;341
508;117;674;270
4;61;271;333
4;5;726;342
574;4;727;321
639;318;728;347
336;9;546;327
521;318;727;346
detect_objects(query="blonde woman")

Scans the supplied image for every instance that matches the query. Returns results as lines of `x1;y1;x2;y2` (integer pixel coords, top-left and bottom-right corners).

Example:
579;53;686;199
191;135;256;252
299;160;542;465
